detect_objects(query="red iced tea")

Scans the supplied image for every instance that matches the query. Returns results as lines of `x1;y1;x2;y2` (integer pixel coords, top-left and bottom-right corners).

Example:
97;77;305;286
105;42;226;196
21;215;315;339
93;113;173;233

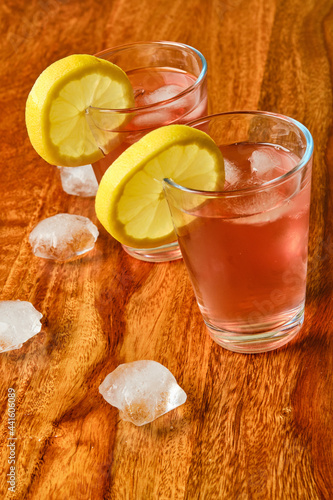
175;143;311;334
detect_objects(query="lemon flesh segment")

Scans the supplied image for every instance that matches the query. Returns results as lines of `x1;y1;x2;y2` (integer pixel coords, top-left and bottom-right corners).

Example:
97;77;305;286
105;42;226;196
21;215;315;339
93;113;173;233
95;125;224;249
25;54;134;167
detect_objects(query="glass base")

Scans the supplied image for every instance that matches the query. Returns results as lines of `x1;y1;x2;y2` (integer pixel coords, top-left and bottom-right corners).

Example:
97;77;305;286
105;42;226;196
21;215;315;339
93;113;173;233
122;241;182;262
206;308;304;354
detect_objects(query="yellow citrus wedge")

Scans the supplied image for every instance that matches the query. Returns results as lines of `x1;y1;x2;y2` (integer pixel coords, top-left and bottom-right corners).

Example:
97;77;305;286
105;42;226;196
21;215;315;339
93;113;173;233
95;125;224;248
25;54;134;167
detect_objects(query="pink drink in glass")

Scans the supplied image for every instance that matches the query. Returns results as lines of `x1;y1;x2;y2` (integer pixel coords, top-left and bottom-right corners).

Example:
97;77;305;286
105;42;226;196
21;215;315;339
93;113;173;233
86;42;207;262
163;112;313;353
178;143;310;333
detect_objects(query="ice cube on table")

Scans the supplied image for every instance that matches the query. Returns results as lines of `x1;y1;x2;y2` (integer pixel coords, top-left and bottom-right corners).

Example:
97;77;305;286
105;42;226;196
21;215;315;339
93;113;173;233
29;214;99;262
57;164;98;197
99;360;187;426
0;300;42;353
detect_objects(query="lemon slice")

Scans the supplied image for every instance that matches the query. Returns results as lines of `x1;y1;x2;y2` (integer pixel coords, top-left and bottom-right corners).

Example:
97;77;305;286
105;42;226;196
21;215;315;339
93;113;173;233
95;125;224;248
25;54;134;167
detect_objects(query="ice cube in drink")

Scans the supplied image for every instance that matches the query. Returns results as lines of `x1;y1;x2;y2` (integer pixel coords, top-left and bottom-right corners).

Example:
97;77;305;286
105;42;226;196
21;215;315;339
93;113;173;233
91;67;207;183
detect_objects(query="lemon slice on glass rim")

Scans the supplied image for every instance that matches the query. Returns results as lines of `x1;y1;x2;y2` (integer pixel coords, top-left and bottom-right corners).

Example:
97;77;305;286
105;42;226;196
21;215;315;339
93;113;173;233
25;54;134;167
95;125;224;249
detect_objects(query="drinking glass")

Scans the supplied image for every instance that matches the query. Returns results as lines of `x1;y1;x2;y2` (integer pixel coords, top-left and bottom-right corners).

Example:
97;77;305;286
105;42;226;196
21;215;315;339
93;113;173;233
163;112;313;353
86;41;207;262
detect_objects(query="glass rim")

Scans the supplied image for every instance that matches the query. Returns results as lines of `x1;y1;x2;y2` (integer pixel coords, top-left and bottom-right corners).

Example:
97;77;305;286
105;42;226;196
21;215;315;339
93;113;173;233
88;40;207;114
163;110;314;197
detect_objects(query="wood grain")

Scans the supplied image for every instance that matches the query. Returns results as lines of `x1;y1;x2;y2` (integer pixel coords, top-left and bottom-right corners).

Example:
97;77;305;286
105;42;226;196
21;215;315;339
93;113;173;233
1;0;333;498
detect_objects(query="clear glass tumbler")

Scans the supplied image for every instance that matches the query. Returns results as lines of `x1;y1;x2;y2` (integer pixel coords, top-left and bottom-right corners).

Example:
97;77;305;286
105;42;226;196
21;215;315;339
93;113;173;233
86;41;208;262
163;112;313;353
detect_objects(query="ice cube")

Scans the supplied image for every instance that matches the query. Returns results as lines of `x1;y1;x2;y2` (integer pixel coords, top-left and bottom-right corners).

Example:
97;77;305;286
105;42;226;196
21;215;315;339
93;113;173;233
137;85;184;106
131;84;192;130
29;214;99;262
249;148;282;180
57;164;98;197
224;158;242;189
0;300;42;353
99;360;187;426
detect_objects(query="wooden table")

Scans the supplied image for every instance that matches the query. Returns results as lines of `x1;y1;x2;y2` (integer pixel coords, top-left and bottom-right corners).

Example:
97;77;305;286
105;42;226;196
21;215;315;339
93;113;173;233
1;0;332;498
